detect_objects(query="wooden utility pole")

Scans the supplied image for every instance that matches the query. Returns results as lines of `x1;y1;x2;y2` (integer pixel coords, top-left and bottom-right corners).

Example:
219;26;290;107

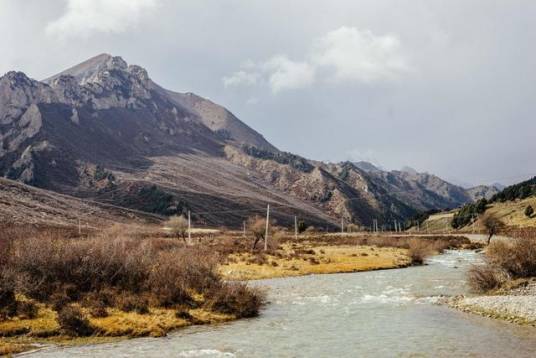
294;215;298;240
243;221;246;237
188;210;191;242
341;218;344;234
78;218;81;235
264;204;270;251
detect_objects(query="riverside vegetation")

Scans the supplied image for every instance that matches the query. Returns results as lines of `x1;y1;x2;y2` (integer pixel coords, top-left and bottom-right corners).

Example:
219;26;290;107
448;233;536;326
0;221;475;355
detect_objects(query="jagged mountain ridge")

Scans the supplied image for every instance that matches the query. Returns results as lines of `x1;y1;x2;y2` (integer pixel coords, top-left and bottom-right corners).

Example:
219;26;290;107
0;54;493;228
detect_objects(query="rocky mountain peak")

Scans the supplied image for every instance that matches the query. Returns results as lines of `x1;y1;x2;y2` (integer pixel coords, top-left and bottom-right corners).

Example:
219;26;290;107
1;71;34;87
45;54;149;89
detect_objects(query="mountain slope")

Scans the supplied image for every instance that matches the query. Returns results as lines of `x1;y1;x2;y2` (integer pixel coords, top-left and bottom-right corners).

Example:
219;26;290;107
0;177;158;227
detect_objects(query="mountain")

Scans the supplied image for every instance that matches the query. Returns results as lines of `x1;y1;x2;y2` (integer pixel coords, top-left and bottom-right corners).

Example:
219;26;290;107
0;54;494;228
466;185;500;201
353;161;380;172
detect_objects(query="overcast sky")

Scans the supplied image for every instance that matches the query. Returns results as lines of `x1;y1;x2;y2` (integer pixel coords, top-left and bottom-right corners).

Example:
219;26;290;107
2;0;535;186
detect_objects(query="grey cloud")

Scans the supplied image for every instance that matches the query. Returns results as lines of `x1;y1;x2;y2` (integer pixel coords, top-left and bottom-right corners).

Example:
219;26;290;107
1;0;535;185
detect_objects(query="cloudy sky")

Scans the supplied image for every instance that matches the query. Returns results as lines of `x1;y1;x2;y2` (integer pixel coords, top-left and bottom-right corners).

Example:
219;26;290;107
2;0;535;186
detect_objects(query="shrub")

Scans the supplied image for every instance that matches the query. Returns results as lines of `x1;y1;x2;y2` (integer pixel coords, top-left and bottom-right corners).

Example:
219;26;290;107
89;303;108;318
175;310;193;320
57;305;94;337
407;239;433;265
486;238;536;277
16;301;38;319
166;215;189;242
205;283;265;318
116;294;149;314
525;205;534;218
0;286;17;319
50;292;71;312
0;226;264;321
466;236;536;292
467;264;509;292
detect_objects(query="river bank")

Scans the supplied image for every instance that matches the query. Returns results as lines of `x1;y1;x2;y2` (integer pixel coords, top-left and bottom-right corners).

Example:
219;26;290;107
448;279;536;326
0;229;475;356
447;234;536;327
27;250;536;357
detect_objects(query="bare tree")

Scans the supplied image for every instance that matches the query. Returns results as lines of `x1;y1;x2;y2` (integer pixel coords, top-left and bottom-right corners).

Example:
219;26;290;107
166;215;189;243
481;213;505;245
248;217;266;251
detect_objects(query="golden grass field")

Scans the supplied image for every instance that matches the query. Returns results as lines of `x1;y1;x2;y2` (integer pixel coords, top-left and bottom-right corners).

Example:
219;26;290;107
220;243;410;280
0;303;234;355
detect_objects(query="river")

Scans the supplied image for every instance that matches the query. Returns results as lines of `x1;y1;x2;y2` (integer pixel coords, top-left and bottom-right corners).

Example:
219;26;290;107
28;250;536;357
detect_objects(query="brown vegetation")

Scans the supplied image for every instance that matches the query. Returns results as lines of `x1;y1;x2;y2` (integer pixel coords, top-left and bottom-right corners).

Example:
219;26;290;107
468;235;536;292
481;212;505;245
0;224;265;354
165;215;189;242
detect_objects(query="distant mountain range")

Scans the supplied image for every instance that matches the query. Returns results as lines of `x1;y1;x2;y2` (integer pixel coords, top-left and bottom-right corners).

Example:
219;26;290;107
0;54;498;228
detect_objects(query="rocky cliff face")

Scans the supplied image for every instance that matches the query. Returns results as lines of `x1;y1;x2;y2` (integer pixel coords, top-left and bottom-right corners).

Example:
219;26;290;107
0;54;492;228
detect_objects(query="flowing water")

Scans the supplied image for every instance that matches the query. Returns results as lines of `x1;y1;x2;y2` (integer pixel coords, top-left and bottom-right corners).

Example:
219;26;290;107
29;251;536;357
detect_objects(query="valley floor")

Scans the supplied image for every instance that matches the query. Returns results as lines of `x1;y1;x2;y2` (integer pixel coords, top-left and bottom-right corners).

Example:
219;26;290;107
0;228;472;356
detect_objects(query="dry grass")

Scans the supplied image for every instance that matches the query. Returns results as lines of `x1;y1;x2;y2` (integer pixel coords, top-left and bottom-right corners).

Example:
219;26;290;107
220;244;410;280
219;234;471;280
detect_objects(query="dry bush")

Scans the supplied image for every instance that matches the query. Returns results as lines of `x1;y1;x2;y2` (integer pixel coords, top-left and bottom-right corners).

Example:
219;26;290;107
467;264;509;292
466;236;536;292
0;285;17;319
407;239;434;265
486;237;536;277
175;309;193;320
6;234;154;300
205;283;265;318
16;301;38;319
116;293;149;314
89;302;108;318
165;215;189;242
1;228;262;317
57;305;95;337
